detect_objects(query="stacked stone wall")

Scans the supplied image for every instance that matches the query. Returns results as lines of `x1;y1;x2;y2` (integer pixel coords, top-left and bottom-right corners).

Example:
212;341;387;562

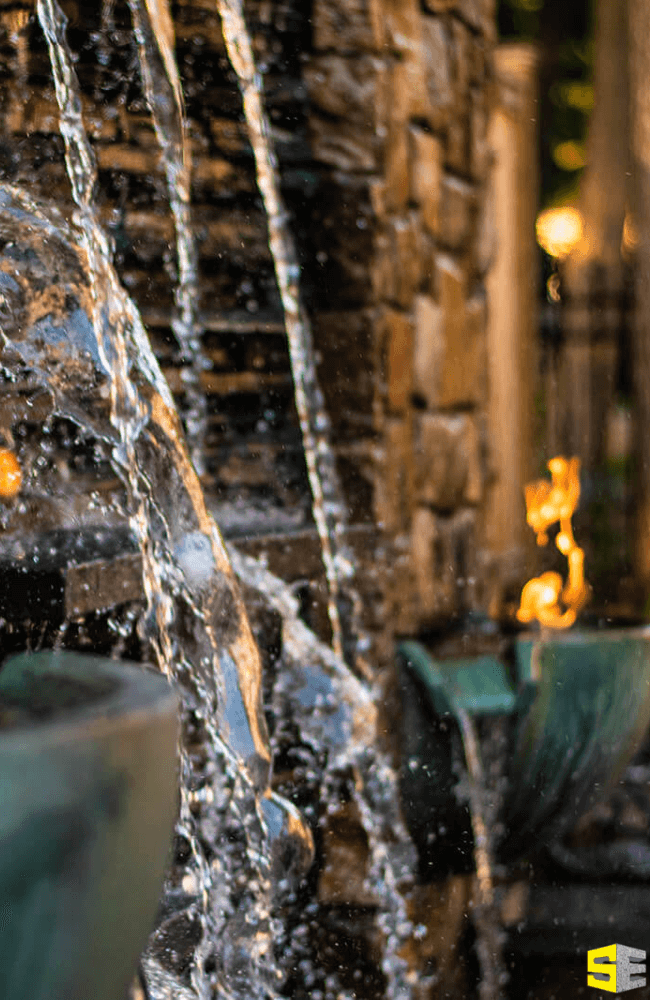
0;0;498;660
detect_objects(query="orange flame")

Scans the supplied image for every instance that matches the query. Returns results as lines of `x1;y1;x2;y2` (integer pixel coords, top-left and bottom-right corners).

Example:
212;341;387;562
517;456;590;629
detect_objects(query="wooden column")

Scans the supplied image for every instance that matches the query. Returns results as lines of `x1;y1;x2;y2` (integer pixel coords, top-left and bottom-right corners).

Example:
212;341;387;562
630;0;650;592
484;44;539;605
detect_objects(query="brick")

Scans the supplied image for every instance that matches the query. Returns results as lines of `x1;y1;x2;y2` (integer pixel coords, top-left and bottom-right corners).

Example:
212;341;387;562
385;309;414;412
439;174;475;251
313;0;385;52
415;413;482;508
409;126;443;236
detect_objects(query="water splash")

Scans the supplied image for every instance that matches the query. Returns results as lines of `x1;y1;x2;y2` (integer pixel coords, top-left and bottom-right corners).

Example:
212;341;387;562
24;2;312;994
127;0;207;473
455;708;507;1000
215;0;359;665
231;549;416;1000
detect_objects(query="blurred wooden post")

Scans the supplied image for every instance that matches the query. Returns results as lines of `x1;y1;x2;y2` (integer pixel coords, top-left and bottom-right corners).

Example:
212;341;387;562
485;44;539;606
629;0;650;593
561;0;629;473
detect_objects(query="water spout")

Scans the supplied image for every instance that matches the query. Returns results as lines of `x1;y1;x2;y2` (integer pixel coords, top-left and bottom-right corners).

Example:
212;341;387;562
215;0;360;666
127;0;207;473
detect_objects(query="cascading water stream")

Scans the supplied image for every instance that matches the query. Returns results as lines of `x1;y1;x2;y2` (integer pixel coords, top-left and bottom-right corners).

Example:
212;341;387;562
214;0;360;666
127;0;207;474
231;549;417;1000
21;2;315;996
3;5;436;998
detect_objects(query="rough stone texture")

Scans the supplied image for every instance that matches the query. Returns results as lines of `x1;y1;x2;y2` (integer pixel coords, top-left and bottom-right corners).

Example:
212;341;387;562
313;0;385;52
414;412;482;508
384;309;414;414
0;0;496;655
409;126;442;236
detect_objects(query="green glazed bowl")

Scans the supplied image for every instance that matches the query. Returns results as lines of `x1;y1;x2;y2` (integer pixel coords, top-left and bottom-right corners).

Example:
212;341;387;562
0;650;179;1000
500;627;650;860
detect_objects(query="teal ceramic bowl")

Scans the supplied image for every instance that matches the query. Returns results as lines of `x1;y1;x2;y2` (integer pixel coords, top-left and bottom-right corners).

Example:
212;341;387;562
0;650;179;1000
500;627;650;859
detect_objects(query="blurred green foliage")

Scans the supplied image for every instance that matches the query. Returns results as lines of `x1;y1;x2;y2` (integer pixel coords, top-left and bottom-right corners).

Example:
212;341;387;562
498;0;593;207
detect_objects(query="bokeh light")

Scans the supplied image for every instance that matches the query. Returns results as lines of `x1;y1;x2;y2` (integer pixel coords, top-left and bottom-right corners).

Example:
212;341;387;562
536;206;584;259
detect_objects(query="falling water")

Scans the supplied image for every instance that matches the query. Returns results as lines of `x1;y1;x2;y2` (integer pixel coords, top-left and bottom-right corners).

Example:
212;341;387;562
24;2;314;995
455;707;507;1000
215;0;360;665
126;0;207;473
232;549;417;1000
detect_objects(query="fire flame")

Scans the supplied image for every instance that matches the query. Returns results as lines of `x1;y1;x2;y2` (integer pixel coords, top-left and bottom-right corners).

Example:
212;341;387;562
517;456;590;629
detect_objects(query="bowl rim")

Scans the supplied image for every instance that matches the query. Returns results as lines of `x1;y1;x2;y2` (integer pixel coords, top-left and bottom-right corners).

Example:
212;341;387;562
0;650;178;751
516;624;650;645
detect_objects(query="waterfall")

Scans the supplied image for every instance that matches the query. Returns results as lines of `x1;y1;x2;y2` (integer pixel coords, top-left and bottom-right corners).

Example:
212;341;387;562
214;0;361;665
30;2;313;996
232;550;417;1000
17;4;426;998
127;0;207;474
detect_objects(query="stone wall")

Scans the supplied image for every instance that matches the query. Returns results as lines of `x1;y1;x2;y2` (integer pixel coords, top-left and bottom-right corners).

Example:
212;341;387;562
0;0;499;661
304;0;497;642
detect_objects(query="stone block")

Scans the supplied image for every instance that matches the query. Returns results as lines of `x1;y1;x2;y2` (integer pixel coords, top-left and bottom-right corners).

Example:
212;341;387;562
439;268;488;408
312;0;385;52
437;255;468;402
383;0;433;123
384;64;412;212
422;17;454;129
470;88;490;181
309;117;379;171
388;213;423;309
305;54;385;121
312;310;379;439
445;113;470;175
439;174;475;251
413;268;486;411
475;176;496;276
409;126;443;236
375;417;415;534
413;293;444;408
415;412;482;508
305;54;386;171
411;506;443;617
384;309;414;412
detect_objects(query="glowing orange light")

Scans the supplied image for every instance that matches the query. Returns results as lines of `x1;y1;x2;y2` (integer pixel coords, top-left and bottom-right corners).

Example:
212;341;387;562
536;207;583;260
517;456;590;629
0;448;21;500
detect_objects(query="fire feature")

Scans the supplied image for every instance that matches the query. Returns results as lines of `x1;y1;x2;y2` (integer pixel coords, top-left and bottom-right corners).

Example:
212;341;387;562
517;456;590;628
